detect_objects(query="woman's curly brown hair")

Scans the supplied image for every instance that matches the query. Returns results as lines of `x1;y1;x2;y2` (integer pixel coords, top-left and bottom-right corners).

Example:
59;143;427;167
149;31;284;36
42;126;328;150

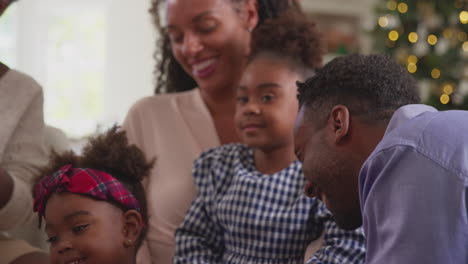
37;126;154;249
148;0;302;94
249;10;324;76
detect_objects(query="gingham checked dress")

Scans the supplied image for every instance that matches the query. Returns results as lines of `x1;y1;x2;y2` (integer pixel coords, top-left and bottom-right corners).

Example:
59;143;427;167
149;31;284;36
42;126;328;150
175;144;365;264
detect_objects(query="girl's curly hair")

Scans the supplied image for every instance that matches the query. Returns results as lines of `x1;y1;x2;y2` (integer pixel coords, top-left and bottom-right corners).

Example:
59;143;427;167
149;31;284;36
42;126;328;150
37;126;154;249
149;0;302;94
249;10;324;77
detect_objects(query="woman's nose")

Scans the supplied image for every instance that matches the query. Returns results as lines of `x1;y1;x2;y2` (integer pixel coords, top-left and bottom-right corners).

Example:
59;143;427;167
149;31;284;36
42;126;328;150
181;32;203;57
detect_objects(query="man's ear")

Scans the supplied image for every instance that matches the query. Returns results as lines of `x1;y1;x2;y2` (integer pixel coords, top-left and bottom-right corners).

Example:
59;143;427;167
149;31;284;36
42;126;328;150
121;210;144;248
242;0;259;32
328;105;350;144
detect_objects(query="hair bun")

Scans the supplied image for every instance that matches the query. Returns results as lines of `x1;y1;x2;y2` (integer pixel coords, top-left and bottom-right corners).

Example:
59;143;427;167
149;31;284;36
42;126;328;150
80;126;154;183
250;10;325;70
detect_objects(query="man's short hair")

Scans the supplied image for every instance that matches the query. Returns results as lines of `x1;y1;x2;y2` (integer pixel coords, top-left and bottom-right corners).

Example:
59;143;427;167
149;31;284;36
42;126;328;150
297;54;421;124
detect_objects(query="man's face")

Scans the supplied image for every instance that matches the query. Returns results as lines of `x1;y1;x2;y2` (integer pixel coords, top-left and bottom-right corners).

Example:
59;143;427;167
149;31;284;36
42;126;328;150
294;106;362;230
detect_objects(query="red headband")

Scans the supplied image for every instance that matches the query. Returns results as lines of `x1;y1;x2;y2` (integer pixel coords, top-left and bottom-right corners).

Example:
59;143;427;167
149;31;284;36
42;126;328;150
34;164;143;226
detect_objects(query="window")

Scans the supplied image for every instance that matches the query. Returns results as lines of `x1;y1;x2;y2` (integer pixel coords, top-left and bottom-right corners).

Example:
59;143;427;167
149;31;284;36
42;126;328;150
43;7;107;137
0;4;18;67
0;0;155;138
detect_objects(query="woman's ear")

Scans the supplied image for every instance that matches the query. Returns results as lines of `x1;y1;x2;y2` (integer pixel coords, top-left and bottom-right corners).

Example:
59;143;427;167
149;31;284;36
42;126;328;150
121;210;144;248
243;0;259;32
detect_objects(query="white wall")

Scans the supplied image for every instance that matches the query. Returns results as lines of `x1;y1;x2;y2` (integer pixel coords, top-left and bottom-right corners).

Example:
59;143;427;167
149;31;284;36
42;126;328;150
4;0;156;137
104;0;156;125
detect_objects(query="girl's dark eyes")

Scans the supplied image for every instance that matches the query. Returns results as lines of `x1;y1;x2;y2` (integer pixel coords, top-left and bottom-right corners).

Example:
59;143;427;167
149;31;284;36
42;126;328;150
72;224;89;234
46;236;58;244
237;96;248;104
261;94;274;102
237;94;276;104
45;224;89;244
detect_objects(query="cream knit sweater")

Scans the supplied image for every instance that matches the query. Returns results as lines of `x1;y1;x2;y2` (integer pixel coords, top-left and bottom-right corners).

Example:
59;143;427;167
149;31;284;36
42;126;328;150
0;69;48;263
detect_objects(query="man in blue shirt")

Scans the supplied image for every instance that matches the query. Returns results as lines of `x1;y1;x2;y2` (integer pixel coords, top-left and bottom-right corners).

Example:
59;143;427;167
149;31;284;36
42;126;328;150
294;54;468;263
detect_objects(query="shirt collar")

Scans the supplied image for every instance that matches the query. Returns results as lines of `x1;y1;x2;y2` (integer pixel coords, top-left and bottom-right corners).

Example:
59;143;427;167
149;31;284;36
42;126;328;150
385;104;438;135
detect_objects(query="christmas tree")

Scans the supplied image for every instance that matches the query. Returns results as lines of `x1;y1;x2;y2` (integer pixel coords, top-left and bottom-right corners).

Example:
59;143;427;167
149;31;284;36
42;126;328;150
371;0;468;110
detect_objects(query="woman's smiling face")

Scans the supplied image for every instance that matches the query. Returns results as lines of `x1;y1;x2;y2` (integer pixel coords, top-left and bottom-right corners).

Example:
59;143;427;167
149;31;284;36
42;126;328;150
166;0;258;93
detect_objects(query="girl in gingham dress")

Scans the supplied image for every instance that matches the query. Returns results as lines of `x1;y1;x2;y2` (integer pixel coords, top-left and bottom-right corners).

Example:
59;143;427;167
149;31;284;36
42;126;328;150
174;11;365;264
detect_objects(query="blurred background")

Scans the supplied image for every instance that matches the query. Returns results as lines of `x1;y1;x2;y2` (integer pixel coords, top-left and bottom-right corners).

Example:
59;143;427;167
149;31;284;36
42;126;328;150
0;0;155;140
0;0;466;141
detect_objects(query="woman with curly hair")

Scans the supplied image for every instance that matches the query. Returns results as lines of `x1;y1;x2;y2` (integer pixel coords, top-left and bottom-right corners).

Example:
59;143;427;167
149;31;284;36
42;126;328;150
173;11;366;264
33;127;154;264
122;1;303;263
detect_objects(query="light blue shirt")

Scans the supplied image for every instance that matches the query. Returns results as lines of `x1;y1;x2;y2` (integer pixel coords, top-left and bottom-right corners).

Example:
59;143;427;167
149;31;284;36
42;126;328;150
359;104;468;264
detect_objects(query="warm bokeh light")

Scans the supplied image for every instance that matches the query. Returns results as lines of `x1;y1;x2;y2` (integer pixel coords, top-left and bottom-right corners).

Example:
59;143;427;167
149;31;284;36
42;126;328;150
443;84;454;95
408;32;418;43
463;41;468;52
458;31;467;41
431;68;441;79
407;63;417;73
408;55;418;64
398;3;409;13
443;28;453;39
460;11;468;24
389;30;400;41
440;94;450;104
387;0;397;10
378;16;389;27
427;34;438;45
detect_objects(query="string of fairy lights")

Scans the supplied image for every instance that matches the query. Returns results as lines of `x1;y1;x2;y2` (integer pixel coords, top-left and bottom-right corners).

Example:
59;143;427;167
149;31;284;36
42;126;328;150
374;0;467;107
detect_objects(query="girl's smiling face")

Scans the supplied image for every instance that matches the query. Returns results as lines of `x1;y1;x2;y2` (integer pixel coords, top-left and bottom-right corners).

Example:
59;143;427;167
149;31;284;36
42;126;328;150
45;193;134;264
235;56;300;151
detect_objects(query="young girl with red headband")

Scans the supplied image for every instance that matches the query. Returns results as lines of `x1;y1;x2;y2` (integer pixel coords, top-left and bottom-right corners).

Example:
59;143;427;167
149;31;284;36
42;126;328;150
33;127;154;264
